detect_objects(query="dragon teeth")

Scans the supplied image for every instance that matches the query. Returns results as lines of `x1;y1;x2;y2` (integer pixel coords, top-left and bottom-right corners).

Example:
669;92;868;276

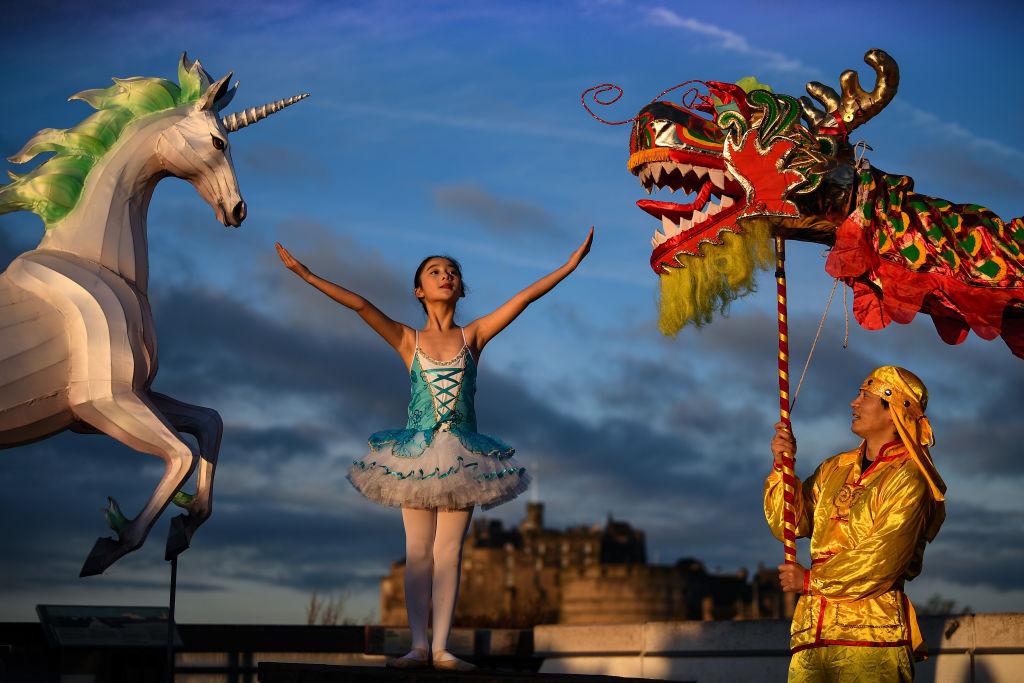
706;202;722;216
720;195;735;208
643;162;726;196
709;169;725;189
653;214;690;247
691;209;707;224
663;216;683;237
662;162;677;186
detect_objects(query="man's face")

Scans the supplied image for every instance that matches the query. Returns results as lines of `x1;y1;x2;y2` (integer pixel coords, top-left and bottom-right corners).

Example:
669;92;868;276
849;388;896;442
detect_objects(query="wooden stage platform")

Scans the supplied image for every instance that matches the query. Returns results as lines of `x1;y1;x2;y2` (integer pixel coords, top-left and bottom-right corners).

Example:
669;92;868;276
258;661;678;682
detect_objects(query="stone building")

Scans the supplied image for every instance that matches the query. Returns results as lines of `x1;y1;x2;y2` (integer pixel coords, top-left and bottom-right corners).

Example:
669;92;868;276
379;502;786;627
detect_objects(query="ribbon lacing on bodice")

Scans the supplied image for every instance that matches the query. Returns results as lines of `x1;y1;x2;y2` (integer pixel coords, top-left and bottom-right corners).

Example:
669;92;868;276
361;329;514;460
416;332;469;426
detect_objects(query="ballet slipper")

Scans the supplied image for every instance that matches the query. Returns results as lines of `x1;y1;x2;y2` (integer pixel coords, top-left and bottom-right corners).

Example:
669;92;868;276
432;650;477;671
386;647;429;669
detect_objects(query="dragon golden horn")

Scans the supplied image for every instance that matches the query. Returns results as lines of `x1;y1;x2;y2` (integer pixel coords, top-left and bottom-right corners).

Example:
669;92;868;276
798;96;828;129
222;93;310;133
805;49;899;133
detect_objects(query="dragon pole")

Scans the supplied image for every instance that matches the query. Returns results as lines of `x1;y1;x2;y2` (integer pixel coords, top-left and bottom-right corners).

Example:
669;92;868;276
775;237;798;565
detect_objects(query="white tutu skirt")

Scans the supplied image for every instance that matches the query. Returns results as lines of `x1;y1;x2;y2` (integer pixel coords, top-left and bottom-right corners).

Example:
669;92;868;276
347;430;529;510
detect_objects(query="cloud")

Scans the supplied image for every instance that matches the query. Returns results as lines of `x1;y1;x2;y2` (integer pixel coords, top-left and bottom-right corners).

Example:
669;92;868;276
147;282;412;444
938;380;1024;476
893;101;1024;164
643;9;816;76
905;145;1024;204
238;143;332;184
318;101;620;148
433;183;559;235
923;501;1024;592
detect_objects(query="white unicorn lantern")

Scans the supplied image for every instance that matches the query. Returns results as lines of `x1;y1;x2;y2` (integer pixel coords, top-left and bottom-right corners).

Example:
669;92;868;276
0;55;308;576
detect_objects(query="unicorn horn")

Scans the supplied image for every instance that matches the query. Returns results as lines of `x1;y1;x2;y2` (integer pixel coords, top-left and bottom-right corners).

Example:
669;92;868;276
222;93;310;132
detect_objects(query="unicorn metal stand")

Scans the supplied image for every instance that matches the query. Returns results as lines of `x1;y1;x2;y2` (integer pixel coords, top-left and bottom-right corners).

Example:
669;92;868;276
0;55;307;576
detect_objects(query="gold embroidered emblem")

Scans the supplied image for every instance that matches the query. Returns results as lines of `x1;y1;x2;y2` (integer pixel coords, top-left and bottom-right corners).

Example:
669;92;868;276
832;483;865;521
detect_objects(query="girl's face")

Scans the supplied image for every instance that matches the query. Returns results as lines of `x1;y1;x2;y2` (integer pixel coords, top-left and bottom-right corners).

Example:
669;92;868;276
415;258;463;305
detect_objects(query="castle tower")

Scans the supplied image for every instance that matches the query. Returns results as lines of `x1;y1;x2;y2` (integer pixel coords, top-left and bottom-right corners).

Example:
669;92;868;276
521;502;544;532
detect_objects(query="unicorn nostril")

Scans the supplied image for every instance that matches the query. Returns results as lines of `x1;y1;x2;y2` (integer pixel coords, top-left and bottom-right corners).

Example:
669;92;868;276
232;201;247;224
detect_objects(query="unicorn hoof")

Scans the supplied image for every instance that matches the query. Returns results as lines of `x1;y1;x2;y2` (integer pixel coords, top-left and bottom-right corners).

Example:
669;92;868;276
165;514;194;561
79;536;123;577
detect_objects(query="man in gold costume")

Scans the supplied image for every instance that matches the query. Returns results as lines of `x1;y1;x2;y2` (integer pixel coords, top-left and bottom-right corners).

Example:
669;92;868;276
764;366;946;682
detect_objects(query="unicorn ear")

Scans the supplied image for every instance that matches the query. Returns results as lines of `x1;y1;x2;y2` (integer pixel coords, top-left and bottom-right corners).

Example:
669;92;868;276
196;73;233;112
218;82;239;111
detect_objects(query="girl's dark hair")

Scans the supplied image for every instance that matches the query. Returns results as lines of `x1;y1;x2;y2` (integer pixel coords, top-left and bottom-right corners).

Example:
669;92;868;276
413;255;467;312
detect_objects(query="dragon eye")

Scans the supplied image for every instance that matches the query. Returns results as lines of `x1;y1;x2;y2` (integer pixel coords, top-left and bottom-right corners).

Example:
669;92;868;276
211;135;226;151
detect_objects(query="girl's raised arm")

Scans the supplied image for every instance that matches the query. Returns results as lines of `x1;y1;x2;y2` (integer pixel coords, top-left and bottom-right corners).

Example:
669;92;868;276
276;242;412;356
466;227;593;352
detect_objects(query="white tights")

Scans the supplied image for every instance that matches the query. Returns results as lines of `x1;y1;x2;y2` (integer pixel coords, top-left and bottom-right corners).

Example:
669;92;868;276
402;507;473;654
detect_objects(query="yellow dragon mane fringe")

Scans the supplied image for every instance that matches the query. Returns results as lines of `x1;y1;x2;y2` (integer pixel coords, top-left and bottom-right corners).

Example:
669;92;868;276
657;219;773;335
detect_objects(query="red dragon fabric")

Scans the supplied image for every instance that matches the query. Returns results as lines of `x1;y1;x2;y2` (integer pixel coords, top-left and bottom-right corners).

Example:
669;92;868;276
826;169;1024;355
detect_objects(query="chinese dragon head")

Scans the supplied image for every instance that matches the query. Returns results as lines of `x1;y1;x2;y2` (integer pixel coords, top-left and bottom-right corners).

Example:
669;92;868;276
618;49;1024;357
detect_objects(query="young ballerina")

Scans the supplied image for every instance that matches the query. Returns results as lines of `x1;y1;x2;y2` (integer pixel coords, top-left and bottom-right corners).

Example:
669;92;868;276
275;228;592;671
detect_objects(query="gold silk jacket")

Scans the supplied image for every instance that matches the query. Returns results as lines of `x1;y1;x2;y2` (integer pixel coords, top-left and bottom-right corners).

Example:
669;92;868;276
764;441;941;657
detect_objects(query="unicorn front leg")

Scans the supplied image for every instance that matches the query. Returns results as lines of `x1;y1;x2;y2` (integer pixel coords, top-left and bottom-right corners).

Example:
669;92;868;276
149;392;222;559
75;390;199;576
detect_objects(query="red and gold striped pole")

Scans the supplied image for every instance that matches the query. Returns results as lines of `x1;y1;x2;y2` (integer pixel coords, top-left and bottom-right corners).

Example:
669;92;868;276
775;236;798;565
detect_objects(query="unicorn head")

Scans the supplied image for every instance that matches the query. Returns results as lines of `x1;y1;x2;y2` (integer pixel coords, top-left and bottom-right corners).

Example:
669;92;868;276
140;55;310;228
156;67;246;226
1;53;308;230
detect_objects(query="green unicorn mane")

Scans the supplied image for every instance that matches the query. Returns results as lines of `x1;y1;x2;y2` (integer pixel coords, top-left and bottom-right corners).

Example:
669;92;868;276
0;55;222;228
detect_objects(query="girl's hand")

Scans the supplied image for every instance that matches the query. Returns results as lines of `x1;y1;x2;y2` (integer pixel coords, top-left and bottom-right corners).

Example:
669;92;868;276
567;227;594;269
276;242;311;279
275;243;406;353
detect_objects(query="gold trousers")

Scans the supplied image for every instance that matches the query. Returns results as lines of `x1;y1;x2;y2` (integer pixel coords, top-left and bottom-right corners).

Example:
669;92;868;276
788;645;913;682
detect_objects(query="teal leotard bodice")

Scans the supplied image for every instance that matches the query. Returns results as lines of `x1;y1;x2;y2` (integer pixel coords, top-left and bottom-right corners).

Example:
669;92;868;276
367;340;512;458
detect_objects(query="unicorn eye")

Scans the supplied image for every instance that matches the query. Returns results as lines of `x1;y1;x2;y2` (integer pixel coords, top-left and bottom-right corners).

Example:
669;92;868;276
211;135;226;151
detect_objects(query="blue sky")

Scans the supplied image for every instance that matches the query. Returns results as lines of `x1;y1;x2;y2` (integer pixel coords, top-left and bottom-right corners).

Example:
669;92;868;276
2;0;1023;623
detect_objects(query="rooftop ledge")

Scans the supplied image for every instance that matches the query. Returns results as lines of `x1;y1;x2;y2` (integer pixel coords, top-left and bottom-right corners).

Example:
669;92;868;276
535;615;1024;681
